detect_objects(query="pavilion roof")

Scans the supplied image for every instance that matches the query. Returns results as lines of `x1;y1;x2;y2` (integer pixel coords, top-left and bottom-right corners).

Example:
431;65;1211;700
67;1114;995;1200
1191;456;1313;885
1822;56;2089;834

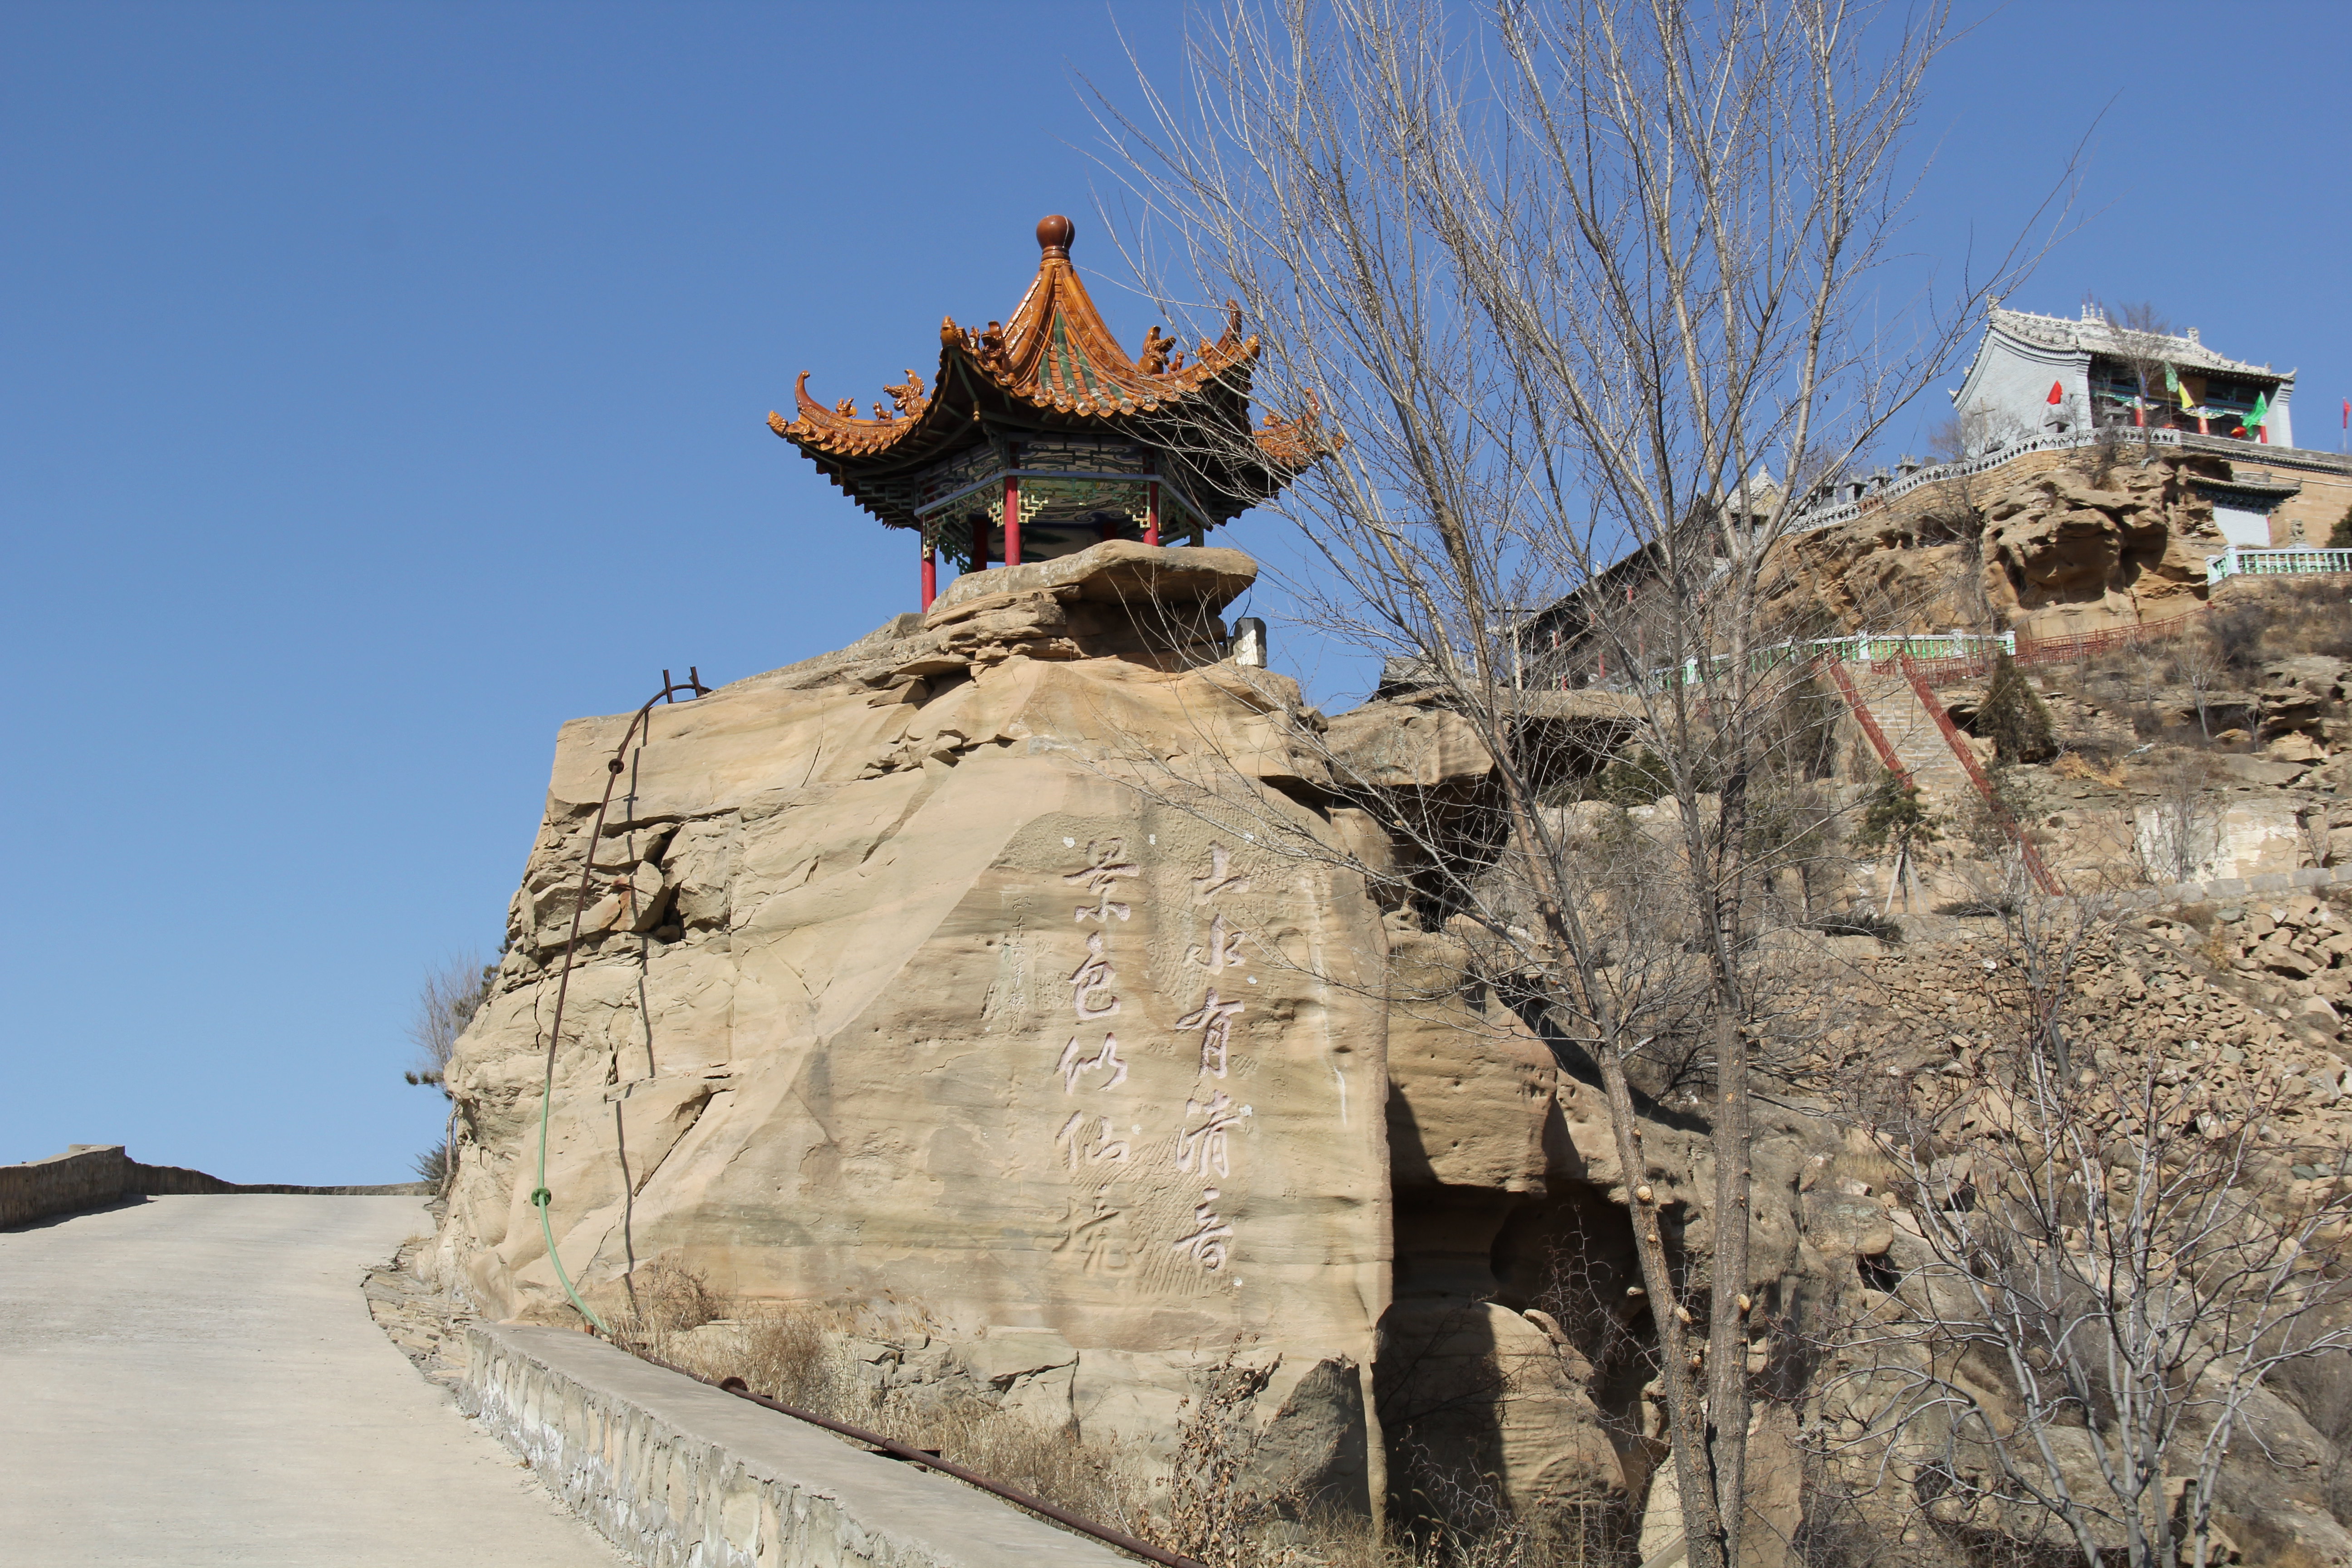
767;215;1323;529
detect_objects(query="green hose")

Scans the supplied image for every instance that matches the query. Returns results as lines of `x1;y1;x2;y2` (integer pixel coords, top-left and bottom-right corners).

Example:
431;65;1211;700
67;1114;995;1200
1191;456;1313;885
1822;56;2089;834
516;672;705;1337
532;1060;610;1335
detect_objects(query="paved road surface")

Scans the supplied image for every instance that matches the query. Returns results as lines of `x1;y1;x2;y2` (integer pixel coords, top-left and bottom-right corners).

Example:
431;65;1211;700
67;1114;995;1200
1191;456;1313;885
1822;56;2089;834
0;1194;620;1566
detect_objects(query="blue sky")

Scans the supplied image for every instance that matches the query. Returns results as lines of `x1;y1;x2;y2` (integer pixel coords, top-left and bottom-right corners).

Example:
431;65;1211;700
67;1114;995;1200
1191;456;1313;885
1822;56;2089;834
5;2;2347;1181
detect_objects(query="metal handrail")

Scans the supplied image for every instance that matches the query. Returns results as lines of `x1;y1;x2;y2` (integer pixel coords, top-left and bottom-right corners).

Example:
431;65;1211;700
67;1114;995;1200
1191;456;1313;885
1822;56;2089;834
1824;659;1914;789
1898;654;2064;897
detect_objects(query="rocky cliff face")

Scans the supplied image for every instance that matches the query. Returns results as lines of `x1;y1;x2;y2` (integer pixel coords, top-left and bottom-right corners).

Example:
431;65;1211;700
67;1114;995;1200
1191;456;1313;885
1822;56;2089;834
429;532;2352;1557
1758;451;2229;640
430;543;1390;1490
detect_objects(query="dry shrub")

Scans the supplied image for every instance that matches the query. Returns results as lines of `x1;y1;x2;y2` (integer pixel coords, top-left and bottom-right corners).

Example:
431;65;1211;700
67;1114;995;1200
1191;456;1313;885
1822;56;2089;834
1166;1355;1283;1567
1382;1453;1628;1568
735;1302;841;1413
875;1392;1153;1544
2053;750;2124;789
605;1258;723;1357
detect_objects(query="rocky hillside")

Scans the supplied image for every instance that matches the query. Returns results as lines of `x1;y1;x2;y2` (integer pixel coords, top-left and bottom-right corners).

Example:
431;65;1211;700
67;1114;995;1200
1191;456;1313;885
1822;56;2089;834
422;538;2352;1564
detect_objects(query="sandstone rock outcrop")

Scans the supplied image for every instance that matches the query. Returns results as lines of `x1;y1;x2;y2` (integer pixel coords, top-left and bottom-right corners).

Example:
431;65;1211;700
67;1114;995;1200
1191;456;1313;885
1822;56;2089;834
431;542;1389;1488
423;530;2352;1557
1758;452;2230;640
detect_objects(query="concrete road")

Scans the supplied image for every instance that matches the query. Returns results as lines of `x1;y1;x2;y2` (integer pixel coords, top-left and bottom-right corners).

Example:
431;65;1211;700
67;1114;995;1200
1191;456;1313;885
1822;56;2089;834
0;1194;621;1566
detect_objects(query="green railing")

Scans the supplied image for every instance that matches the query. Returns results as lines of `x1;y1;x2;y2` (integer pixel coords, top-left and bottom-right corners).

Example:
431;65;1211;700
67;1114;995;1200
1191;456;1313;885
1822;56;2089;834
2205;545;2352;586
1642;630;2016;691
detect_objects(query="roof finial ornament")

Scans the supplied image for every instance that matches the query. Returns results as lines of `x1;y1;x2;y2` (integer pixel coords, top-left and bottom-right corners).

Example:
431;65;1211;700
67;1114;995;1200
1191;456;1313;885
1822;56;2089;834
1037;214;1075;256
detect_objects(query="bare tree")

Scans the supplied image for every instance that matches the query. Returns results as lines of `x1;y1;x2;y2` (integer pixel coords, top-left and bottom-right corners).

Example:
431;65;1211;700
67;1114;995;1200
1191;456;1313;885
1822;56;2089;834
2136;750;2222;889
2099;299;2179;458
2171;636;2230;744
1100;3;2062;1560
406;951;495;1188
1820;905;2352;1567
1928;401;2038;466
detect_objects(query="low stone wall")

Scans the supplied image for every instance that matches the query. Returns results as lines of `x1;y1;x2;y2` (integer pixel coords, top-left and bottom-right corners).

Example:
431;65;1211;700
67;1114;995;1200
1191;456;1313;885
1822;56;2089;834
126;1161;430;1197
462;1323;1128;1568
0;1144;130;1227
0;1144;433;1228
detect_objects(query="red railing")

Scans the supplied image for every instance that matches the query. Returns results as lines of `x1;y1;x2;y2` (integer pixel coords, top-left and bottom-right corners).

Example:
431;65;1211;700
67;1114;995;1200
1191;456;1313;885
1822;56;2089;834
1905;609;2210;688
1899;653;2065;896
1824;657;1914;788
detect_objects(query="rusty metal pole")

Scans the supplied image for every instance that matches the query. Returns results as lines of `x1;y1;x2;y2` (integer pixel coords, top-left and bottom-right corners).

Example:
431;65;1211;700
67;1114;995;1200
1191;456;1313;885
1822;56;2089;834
638;1354;1206;1568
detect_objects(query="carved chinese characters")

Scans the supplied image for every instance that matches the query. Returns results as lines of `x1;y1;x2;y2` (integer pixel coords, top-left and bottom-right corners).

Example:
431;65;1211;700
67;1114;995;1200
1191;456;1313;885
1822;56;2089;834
1039;834;1262;1283
1056;1033;1127;1092
1170;842;1254;1274
1048;840;1141;1274
1065;838;1139;924
1175;1090;1248;1178
1176;991;1244;1079
1170;1189;1235;1270
1068;933;1121;1020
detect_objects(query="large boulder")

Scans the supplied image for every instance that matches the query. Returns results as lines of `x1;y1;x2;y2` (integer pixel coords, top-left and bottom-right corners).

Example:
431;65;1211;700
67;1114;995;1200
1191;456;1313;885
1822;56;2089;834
432;542;1389;1486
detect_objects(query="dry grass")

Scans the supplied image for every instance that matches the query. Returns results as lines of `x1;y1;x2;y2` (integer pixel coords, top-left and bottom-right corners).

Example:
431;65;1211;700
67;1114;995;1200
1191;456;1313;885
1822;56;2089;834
2053;750;2126;789
874;1392;1154;1543
599;1262;1614;1568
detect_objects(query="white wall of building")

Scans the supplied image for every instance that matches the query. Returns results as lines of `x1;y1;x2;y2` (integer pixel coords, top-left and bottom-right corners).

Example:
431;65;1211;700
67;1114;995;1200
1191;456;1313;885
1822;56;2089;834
2212;503;2276;548
2268;384;2296;449
1954;331;2089;445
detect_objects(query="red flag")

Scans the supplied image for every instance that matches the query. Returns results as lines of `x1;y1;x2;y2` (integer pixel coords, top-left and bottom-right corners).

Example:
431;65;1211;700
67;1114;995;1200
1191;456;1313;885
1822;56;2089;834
2047;380;2064;406
2342;397;2347;429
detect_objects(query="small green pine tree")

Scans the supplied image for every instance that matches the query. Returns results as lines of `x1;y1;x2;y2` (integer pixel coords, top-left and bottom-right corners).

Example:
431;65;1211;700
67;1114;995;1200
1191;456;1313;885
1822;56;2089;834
1852;769;1939;860
1978;654;2056;764
1590;746;1676;806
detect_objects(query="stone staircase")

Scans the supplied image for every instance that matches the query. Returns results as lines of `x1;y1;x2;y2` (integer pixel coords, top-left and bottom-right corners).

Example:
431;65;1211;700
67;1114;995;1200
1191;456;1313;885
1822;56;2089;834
1850;667;1973;807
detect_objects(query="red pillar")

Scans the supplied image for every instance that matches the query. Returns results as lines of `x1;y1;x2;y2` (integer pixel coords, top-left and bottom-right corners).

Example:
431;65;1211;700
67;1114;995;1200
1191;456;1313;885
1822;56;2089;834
971;517;988;574
1004;475;1022;566
920;536;937;612
1144;480;1161;547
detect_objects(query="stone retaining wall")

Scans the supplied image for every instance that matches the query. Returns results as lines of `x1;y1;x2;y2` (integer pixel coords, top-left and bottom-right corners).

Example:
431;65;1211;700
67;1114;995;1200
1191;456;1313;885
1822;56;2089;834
0;1144;130;1227
126;1161;431;1198
0;1144;432;1228
462;1322;1128;1568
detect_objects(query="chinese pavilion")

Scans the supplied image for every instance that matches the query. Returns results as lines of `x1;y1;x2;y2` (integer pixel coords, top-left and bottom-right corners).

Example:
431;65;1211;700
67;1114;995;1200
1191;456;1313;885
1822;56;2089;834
769;215;1321;610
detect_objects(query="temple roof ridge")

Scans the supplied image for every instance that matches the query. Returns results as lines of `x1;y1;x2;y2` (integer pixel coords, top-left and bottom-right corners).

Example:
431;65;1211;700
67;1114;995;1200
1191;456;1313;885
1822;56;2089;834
772;215;1276;458
1986;305;2287;381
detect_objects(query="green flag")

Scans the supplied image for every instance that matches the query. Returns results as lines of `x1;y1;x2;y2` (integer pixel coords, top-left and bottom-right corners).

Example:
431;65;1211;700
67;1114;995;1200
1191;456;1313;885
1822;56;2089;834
2248;390;2269;429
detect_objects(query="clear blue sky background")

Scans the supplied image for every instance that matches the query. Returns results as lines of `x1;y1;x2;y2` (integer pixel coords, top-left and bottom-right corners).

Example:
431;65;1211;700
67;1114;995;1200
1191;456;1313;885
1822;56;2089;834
5;2;2347;1182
